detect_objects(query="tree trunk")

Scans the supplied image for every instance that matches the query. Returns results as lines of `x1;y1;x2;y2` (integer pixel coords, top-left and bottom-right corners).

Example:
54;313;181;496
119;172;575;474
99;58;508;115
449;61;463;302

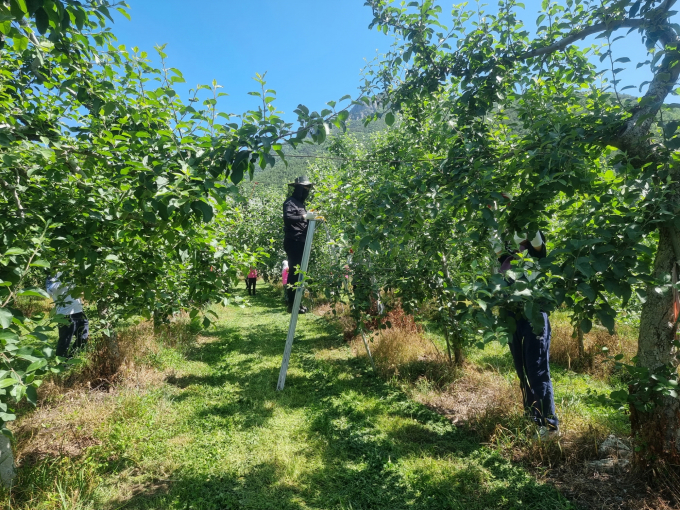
577;325;585;359
0;434;15;487
454;345;464;366
442;323;453;365
631;226;680;463
449;322;465;366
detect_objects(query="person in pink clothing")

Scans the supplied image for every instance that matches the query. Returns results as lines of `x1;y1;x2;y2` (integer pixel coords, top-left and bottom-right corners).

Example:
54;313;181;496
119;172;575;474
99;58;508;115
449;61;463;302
246;266;258;296
282;260;289;303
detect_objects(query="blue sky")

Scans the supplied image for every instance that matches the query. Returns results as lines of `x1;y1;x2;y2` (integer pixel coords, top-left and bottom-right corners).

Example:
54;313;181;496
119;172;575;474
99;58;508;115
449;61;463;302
109;1;667;121
110;1;388;121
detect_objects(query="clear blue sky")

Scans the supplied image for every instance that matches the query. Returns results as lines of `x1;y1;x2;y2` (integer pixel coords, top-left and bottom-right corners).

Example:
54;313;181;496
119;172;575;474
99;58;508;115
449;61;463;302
110;1;388;120
109;1;668;121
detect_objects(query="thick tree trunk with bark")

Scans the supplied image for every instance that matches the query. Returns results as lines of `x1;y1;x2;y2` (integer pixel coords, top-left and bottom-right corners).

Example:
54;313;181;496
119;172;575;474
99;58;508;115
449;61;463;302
631;226;680;463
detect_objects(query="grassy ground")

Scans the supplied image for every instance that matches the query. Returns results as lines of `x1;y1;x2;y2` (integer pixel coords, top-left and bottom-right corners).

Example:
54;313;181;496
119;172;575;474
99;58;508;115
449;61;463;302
355;312;631;467
5;283;574;510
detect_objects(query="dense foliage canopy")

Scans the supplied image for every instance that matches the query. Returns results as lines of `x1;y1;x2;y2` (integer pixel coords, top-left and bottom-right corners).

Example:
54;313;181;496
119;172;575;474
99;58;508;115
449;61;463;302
0;0;364;436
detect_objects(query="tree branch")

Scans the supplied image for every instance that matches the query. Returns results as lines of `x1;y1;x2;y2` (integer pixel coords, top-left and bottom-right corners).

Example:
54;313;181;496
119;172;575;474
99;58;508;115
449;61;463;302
608;24;680;158
519;19;647;60
0;178;24;219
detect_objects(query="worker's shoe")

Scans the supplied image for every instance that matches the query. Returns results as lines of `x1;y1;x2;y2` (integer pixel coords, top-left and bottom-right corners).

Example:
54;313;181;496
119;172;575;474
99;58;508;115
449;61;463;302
299;306;308;314
536;426;560;441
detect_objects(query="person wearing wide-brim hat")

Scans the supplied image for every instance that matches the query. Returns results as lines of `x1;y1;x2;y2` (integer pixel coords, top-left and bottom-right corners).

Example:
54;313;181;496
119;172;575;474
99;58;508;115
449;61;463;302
283;176;320;313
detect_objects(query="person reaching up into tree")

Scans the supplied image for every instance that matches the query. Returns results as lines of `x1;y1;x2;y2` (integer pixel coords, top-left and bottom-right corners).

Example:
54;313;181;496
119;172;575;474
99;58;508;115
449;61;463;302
283;176;321;314
46;271;89;358
491;194;559;439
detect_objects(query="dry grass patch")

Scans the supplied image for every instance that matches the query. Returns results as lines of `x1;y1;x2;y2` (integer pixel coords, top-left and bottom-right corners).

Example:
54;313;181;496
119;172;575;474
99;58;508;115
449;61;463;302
412;362;622;469
13;391;112;468
351;327;456;386
11;317;195;470
550;318;638;378
414;364;521;431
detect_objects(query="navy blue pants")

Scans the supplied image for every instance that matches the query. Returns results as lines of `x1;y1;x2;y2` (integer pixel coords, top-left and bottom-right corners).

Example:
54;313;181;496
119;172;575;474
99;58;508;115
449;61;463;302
508;312;559;430
56;312;89;358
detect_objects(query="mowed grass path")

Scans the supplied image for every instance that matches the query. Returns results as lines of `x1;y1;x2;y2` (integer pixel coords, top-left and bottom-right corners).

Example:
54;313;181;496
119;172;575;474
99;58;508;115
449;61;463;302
90;283;573;510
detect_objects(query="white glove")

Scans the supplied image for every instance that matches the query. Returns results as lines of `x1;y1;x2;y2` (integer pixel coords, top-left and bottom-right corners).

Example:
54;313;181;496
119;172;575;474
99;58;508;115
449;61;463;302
513;232;525;247
304;212;317;220
529;230;544;249
489;233;503;255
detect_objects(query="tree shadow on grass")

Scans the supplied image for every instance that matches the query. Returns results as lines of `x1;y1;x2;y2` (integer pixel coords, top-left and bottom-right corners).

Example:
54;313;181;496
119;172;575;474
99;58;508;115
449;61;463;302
112;284;573;510
103;460;309;510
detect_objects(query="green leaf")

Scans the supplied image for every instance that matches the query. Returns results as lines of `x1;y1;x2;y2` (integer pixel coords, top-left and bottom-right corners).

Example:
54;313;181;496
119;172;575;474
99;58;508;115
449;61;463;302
580;318;593;334
385;111;395;126
142;211;157;224
116;7;131;21
0;378;18;389
35;6;49;34
25;385;37;405
14;34;28;52
191;201;214;223
0;308;13;329
230;165;244;185
26;359;47;372
610;389;629;403
0;413;16;422
25;0;41;15
30;259;50;268
17;288;50;298
597;309;616;334
4;248;26;256
10;0;27;17
0;331;19;343
103;102;117;116
577;283;596;302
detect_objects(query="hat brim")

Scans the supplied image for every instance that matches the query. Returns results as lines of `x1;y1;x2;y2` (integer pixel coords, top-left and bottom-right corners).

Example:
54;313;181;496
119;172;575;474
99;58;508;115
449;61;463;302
288;181;314;187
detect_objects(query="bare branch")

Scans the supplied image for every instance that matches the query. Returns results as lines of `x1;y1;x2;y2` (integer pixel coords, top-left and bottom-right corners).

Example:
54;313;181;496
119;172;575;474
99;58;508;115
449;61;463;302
518;19;646;60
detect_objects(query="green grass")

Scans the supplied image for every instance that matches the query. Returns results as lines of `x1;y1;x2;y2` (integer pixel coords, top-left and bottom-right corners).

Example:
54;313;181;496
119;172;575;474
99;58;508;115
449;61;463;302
7;283;575;510
469;337;630;438
419;315;630;440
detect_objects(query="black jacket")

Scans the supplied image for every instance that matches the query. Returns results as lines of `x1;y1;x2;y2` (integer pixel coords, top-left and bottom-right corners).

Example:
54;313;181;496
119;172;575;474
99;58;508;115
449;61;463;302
283;196;308;242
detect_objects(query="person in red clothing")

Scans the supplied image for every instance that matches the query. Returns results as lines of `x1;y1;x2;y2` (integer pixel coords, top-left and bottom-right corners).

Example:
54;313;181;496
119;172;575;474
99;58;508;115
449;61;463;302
246;266;258;296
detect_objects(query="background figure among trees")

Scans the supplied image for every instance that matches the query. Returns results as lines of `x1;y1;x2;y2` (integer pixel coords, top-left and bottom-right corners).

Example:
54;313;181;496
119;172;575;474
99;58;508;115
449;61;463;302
282;260;289;302
246;267;258;296
46;273;89;358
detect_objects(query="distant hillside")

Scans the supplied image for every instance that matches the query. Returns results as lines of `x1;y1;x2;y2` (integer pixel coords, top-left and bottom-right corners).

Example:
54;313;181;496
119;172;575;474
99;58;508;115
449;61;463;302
251;102;389;189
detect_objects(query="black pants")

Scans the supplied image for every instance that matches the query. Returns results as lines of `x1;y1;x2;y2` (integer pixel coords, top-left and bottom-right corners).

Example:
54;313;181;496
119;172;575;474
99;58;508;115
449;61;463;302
246;277;257;295
57;312;89;358
284;238;305;306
